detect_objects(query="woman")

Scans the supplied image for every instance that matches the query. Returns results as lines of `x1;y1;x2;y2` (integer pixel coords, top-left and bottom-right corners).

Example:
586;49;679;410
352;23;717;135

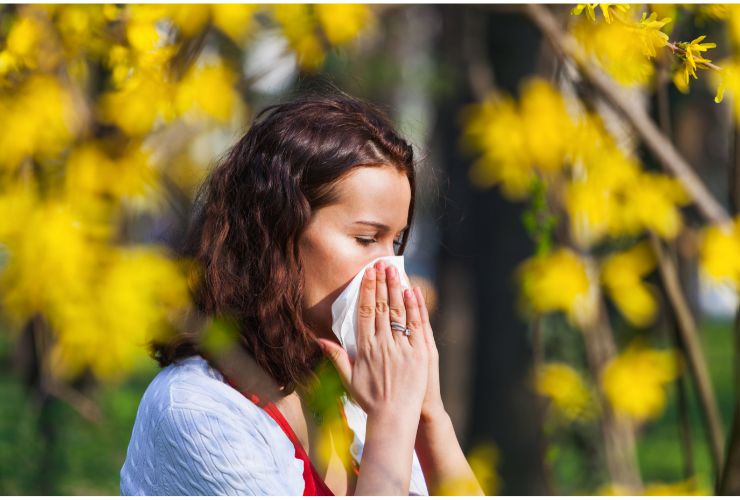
120;89;484;496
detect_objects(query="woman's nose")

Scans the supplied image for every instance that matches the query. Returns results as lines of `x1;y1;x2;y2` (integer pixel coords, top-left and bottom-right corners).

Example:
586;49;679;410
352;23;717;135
376;244;396;260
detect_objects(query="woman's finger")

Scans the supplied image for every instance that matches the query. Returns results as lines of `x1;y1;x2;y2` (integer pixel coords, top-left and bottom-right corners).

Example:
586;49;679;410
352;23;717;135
414;286;434;344
403;287;423;348
374;260;392;342
317;339;352;390
385;264;407;345
357;266;376;351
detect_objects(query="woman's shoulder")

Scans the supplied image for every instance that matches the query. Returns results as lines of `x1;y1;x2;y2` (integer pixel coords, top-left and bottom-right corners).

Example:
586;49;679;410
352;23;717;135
132;354;288;443
121;354;305;495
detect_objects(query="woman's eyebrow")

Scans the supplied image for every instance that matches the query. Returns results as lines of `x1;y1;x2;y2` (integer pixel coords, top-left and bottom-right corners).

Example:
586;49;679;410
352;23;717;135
354;220;409;232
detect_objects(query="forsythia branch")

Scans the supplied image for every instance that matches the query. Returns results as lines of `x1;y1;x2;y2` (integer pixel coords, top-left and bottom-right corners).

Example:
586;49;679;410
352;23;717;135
525;4;731;227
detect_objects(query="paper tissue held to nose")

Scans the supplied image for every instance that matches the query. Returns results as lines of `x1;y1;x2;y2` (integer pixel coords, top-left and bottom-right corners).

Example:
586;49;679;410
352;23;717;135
330;255;411;360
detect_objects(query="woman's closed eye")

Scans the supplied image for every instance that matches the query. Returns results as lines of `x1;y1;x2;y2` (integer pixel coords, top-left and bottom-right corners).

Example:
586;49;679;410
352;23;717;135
355;237;403;247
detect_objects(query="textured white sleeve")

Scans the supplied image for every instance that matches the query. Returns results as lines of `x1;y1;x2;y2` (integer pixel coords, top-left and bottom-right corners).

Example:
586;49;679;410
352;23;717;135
120;358;307;496
154;402;306;496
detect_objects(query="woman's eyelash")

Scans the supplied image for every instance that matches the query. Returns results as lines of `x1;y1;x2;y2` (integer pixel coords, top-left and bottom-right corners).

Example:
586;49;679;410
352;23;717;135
355;237;403;246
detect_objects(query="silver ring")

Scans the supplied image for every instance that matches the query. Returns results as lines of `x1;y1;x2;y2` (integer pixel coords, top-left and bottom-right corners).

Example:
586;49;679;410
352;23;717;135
390;321;412;337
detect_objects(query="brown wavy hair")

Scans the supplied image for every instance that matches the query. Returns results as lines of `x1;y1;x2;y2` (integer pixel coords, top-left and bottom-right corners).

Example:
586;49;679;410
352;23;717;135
148;89;417;394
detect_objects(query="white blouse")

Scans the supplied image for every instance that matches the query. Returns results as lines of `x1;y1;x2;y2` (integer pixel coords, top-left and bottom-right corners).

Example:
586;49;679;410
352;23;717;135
120;354;429;495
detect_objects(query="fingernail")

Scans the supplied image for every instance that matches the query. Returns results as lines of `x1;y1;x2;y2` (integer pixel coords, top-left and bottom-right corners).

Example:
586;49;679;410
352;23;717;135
388;265;396;278
365;267;375;279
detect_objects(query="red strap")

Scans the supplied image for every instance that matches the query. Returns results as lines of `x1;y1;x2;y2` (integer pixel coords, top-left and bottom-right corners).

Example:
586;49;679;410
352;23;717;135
223;376;335;496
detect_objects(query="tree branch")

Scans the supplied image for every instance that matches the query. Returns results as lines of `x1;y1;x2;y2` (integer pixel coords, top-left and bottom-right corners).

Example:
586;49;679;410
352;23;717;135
649;233;725;478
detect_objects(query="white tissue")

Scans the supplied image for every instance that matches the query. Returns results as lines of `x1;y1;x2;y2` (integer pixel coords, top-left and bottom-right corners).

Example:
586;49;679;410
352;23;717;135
329;254;429;495
331;255;411;361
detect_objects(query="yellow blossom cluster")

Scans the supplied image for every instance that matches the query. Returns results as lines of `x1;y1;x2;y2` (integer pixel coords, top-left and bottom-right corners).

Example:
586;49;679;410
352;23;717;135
517;241;660;329
570;6;671;86
0;6;64;77
461;79;575;198
63;140;163;215
570;4;724;99
600;241;658;328
461;78;690;249
565;124;690;248
99;6;248;136
698;215;740;290
535;362;596;423
681;6;740;126
673;35;717;93
601;338;681;423
571;4;630;24
272;4;374;71
517;247;598;328
0;178;190;381
0;74;81;171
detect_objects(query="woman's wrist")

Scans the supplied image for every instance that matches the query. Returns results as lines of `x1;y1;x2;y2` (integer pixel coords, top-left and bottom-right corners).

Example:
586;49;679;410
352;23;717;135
367;406;421;436
419;403;449;426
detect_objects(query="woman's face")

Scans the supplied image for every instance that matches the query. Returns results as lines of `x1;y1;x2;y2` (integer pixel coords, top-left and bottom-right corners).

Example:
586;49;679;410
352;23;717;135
298;165;411;341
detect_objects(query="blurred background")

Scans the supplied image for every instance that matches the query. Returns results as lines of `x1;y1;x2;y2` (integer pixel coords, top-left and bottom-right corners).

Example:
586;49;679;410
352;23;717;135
0;3;738;495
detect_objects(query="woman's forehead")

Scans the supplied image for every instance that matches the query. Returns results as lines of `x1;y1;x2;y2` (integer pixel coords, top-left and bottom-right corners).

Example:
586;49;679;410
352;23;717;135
315;167;410;230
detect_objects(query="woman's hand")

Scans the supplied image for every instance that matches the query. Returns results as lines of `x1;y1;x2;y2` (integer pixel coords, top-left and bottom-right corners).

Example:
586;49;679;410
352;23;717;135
318;259;428;422
410;285;446;422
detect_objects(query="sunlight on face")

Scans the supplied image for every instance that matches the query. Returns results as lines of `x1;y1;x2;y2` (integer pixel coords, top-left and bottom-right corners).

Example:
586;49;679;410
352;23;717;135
298;165;411;341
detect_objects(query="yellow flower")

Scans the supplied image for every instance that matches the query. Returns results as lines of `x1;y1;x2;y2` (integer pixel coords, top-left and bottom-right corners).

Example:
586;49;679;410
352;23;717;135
714;65;730;103
518;248;598;327
673;35;717;93
54;5;111;61
461;94;533;199
315;4;372;46
0;201;102;328
601;339;680;422
699;216;740;289
571;9;670;86
712;58;740;117
600;241;658;327
272;4;325;71
436;442;500;495
64;140;161;210
596;477;708;495
165;5;211;37
0;179;38;242
643;477;709;495
636;11;671;58
727;5;740;48
535;362;596;422
48;246;191;381
0;74;79;170
595;482;635;495
461;78;574;199
271;4;372;71
98;68;177;135
3;7;63;72
175;60;242;123
211;4;260;44
565;144;641;247
571;4;630;24
571;16;653;86
565;129;689;248
621;172;688;239
684;35;716;72
520;78;574;174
